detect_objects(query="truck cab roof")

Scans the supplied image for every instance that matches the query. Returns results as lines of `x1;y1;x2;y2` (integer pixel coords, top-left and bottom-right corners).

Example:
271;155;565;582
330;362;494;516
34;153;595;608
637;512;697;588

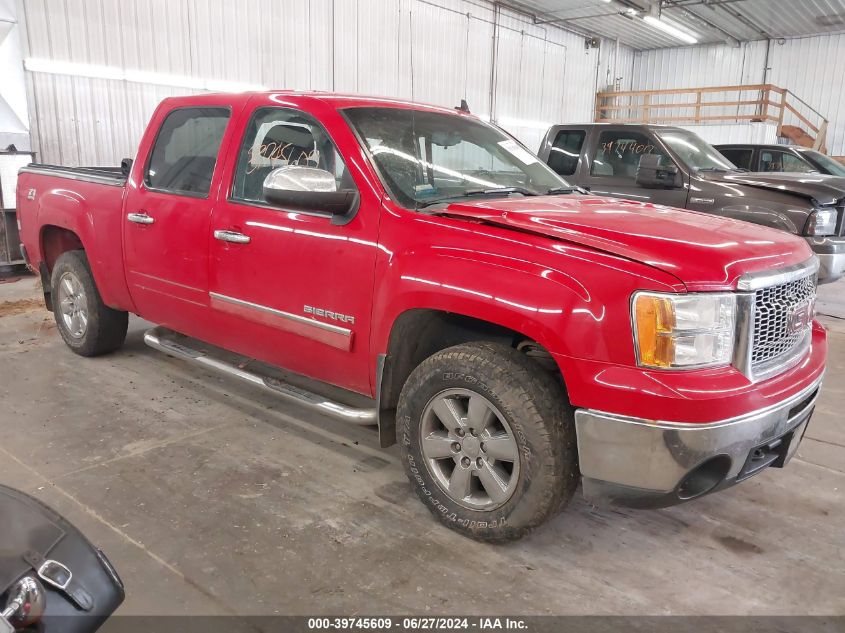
171;90;477;118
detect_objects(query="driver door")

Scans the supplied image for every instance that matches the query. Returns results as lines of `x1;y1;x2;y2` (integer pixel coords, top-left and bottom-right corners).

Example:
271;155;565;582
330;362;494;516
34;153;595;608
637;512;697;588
207;104;380;395
579;128;688;207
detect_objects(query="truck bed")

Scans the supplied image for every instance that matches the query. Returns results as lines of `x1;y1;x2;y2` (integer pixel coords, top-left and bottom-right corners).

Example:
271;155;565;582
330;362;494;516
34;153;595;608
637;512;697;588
20;163;127;187
16;161;133;311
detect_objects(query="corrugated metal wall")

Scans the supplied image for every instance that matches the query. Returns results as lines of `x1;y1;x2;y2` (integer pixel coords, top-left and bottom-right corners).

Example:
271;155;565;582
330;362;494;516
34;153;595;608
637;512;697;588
767;34;845;157
631;42;768;90
0;0;29;150
20;0;613;165
684;122;778;146
628;41;768;126
629;36;845;156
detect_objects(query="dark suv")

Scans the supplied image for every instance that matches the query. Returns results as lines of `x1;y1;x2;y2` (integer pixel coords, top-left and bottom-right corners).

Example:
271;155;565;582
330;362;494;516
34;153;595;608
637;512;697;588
716;143;845;177
538;124;845;283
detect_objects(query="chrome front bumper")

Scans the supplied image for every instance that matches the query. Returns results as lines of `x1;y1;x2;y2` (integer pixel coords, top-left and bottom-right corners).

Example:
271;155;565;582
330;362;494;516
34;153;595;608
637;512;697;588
574;376;823;508
817;252;845;283
807;236;845;284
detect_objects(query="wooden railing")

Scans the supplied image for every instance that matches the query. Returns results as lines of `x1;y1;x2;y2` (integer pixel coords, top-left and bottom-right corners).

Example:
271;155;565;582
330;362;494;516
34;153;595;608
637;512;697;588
595;84;829;152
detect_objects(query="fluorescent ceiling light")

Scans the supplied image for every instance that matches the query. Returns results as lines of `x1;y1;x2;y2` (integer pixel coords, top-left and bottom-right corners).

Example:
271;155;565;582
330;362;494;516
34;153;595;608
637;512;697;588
24;58;266;92
642;15;698;44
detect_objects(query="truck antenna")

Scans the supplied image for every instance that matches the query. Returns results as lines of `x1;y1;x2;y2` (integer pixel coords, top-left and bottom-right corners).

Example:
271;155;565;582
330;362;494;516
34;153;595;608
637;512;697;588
455;99;470;113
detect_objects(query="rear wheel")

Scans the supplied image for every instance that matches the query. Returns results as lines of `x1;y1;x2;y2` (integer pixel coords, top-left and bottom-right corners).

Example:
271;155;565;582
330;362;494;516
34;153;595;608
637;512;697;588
51;251;128;356
397;341;578;541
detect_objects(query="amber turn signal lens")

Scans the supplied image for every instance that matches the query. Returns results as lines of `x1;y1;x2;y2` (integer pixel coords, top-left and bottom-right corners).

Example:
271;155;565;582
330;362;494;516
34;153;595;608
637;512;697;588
634;294;675;367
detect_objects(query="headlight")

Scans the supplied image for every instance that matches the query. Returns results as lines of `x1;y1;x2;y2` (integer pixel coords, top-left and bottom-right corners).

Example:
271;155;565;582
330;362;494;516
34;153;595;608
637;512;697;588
632;292;736;369
805;208;837;236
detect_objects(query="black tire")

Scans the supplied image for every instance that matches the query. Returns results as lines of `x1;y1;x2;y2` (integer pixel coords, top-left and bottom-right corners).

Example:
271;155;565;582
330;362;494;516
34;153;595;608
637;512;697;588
397;341;578;542
51;250;128;356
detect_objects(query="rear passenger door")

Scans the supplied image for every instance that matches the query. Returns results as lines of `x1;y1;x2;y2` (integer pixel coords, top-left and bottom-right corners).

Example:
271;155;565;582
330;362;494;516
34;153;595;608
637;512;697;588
579;128;688;207
123;105;232;336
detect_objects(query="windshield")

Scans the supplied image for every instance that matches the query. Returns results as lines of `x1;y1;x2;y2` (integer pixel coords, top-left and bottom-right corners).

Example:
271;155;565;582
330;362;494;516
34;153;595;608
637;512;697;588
343;107;568;209
800;149;845;176
656;129;737;172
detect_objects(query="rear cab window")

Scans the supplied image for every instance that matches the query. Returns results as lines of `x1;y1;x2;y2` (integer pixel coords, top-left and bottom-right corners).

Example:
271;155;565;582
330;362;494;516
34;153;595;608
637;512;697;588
145;107;231;197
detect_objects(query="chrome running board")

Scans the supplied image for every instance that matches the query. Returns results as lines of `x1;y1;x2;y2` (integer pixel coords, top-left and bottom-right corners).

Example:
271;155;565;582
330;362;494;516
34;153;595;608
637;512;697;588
143;327;377;425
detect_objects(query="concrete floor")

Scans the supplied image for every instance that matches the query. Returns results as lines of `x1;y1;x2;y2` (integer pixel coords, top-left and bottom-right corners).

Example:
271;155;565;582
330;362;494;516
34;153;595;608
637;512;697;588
0;273;843;616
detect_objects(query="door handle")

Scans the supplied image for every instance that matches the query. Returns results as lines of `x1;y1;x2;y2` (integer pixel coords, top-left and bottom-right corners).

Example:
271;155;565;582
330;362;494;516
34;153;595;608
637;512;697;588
127;212;154;225
214;230;251;244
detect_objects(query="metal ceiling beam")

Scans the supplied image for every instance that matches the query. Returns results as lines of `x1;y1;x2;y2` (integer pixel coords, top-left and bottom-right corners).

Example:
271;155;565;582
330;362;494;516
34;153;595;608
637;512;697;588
663;0;742;45
526;0;648;28
492;0;597;38
700;0;773;38
496;0;765;48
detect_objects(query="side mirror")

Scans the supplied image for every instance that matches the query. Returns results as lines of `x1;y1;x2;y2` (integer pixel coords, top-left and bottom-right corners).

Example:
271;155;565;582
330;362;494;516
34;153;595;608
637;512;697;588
636;154;681;189
262;165;359;223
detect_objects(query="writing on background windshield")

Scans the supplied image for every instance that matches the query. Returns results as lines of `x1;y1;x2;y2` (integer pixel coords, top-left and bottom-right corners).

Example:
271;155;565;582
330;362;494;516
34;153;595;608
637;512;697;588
656;130;736;172
343;107;567;208
591;130;669;178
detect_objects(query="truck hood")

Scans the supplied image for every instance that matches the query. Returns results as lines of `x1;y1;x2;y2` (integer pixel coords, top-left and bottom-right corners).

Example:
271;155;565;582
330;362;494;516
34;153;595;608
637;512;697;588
438;195;813;290
708;171;845;206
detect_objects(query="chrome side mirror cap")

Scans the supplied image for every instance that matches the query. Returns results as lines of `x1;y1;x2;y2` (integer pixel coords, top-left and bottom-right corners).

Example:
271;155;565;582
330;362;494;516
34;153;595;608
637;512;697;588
262;166;359;224
263;165;338;193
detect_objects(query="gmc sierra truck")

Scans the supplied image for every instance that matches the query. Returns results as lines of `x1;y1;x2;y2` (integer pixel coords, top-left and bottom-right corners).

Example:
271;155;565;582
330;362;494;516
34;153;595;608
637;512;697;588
17;93;827;541
538;123;845;284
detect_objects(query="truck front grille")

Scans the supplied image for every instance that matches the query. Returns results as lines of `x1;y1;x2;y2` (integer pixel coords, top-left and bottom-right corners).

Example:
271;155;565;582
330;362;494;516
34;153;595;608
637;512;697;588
750;273;816;372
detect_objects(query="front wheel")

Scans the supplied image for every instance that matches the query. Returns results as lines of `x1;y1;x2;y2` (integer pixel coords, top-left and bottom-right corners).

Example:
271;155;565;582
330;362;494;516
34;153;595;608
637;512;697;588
397;342;578;541
51;250;128;356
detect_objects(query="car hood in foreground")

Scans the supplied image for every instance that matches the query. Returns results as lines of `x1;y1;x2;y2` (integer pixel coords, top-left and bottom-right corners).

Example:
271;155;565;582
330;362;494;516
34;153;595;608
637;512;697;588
708;171;845;206
438;195;813;290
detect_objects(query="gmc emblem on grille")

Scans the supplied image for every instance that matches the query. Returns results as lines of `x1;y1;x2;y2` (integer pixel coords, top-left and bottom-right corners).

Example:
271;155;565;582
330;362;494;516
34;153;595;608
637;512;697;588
787;299;813;334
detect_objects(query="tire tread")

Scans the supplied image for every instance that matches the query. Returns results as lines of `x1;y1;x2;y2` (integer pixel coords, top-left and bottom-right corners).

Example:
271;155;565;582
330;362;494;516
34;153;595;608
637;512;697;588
51;250;128;356
397;341;578;542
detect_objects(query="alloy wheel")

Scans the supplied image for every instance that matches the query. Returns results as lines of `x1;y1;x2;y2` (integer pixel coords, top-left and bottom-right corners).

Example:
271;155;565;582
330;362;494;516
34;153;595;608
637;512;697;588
420;388;520;511
57;272;89;338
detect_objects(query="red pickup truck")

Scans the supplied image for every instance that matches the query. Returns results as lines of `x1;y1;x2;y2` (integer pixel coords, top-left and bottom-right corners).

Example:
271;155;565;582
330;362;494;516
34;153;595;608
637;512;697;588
17;92;827;541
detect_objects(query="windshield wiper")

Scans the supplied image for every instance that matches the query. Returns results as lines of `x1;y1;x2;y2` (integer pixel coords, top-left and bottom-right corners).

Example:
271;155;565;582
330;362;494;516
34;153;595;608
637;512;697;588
547;185;587;195
463;186;540;197
416;187;540;209
696;167;731;172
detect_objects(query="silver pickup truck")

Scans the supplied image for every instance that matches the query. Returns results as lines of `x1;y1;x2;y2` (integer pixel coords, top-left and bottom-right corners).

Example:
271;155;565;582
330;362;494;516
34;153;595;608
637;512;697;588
538;123;845;283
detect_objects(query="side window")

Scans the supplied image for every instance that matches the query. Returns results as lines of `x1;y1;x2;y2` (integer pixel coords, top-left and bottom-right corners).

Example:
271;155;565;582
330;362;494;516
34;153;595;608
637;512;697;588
760;150;815;173
590;130;669;179
145;107;230;196
547;130;585;176
232;107;355;204
719;148;752;170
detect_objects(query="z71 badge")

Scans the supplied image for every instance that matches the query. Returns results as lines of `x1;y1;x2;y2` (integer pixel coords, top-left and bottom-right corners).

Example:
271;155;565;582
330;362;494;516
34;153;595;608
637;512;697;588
304;305;355;325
